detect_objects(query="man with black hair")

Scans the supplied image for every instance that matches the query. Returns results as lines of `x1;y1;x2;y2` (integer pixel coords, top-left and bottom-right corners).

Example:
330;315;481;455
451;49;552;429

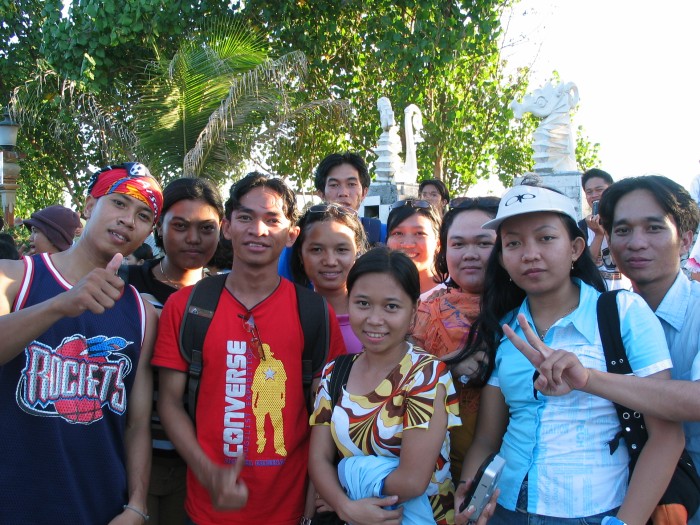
153;172;345;525
279;152;385;281
0;162;162;524
313;152;386;245
513;175;700;523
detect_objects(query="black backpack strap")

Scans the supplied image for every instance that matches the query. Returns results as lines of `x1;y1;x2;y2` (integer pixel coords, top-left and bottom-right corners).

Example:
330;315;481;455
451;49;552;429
596;290;648;463
178;273;228;421
329;354;355;408
295;284;330;413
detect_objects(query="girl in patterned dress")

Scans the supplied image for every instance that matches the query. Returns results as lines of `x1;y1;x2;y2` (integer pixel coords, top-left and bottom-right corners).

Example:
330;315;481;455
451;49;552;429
310;247;465;524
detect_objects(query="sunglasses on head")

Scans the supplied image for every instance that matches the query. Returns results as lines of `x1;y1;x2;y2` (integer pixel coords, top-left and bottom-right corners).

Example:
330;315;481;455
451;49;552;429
449;196;501;209
389;199;431;210
307;203;356;216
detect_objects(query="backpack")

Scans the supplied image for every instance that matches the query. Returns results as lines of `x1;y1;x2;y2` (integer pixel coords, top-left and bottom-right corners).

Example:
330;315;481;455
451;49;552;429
177;274;330;421
597;290;700;521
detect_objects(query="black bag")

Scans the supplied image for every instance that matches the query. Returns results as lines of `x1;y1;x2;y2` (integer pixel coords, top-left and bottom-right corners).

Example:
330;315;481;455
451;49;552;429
310;354;356;525
597;291;700;519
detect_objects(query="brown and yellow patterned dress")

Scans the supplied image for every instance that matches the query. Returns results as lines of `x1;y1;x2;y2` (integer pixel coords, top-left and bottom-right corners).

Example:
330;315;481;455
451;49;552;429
310;345;461;524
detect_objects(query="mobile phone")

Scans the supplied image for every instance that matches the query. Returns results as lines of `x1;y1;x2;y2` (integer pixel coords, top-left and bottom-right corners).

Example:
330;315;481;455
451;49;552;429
592;200;599;215
459;453;506;521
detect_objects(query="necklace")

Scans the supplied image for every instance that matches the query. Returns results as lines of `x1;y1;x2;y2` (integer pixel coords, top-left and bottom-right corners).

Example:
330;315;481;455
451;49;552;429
536;303;578;341
159;259;182;289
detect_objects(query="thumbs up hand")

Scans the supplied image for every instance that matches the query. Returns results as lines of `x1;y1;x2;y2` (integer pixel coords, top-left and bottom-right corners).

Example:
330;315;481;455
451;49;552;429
54;253;127;317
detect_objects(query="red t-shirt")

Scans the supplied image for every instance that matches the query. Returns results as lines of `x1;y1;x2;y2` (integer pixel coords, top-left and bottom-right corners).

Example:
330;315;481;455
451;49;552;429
152;278;345;525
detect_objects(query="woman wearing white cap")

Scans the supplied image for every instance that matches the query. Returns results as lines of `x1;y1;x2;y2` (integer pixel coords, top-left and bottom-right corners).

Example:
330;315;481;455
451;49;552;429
452;182;683;525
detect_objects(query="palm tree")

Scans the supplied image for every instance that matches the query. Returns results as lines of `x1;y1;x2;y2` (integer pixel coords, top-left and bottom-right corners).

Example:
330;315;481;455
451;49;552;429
134;17;349;182
10;16;349;210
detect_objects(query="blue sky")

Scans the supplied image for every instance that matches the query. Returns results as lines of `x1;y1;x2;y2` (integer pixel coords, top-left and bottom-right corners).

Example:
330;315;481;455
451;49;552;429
500;0;700;190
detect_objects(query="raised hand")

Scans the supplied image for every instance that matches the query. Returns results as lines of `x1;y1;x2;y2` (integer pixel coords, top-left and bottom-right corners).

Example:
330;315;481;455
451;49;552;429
504;313;590;396
54;253;126;317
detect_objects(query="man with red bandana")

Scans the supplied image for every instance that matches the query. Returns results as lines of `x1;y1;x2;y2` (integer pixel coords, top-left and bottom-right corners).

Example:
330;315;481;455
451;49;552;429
0;162;162;524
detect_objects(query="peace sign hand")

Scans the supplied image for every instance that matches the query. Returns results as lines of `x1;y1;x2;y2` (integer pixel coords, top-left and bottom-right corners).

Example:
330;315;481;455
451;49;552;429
503;313;590;396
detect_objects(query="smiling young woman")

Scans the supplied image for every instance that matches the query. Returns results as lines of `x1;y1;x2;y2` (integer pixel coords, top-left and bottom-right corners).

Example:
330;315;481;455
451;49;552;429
291;203;368;354
386;199;443;299
410;196;499;483
309;247;462;525
452;183;683;525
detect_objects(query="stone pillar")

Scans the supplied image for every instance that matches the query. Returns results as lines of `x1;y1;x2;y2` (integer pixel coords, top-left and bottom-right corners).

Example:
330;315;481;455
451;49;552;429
0;151;20;227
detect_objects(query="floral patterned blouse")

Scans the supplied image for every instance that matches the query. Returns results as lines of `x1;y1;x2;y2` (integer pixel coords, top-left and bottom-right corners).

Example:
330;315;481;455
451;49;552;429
310;344;461;524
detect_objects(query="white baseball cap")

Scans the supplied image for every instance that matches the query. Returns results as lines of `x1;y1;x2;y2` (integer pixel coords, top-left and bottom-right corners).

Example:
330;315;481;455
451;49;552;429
482;185;578;230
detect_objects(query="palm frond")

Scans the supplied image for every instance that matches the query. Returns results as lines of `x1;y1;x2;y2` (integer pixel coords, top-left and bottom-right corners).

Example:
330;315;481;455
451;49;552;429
183;50;309;177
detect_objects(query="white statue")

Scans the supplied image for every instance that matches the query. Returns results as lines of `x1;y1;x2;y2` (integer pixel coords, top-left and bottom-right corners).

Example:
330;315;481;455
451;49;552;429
510;81;580;173
373;97;403;183
377;97;397;131
400;104;424;184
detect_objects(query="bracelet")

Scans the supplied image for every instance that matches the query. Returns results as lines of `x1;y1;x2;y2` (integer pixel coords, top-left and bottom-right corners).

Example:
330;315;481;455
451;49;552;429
300;517;313;525
457;480;467;485
123;504;150;522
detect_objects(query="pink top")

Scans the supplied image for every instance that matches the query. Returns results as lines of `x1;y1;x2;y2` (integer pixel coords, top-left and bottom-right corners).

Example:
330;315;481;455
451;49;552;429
336;313;363;354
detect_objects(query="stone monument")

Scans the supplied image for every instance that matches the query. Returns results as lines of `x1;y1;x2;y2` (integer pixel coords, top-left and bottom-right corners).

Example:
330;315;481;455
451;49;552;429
510;81;583;217
364;97;422;222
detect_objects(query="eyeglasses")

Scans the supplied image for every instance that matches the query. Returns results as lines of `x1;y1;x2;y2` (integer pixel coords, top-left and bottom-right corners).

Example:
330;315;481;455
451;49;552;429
240;313;265;360
389;199;431;210
449;196;501;209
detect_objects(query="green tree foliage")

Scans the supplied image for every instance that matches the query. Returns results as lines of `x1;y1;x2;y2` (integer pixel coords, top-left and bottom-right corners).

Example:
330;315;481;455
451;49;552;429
575;124;602;172
237;0;535;193
0;0;45;102
40;0;232;90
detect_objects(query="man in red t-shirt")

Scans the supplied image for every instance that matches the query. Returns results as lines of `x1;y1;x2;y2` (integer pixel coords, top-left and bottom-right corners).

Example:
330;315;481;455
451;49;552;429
153;172;345;525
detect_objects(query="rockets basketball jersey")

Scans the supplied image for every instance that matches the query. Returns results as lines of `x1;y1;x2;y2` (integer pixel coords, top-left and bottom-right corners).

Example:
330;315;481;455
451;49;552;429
0;253;146;524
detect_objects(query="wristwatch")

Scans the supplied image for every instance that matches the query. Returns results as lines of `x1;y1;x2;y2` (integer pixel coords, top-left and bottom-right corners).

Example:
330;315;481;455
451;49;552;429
300;517;313;525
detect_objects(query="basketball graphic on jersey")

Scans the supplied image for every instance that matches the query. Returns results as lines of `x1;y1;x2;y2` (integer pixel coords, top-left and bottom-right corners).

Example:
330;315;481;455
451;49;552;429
18;334;133;424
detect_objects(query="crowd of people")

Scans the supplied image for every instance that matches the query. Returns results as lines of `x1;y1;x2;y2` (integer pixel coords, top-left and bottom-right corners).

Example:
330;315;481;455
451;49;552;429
1;154;699;525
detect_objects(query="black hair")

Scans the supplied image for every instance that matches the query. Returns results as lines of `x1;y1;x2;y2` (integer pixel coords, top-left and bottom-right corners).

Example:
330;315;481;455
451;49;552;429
314;152;371;193
387;200;442;238
434;196;500;283
291;205;368;287
206;234;233;272
131;243;153;262
599;175;700;236
0;240;19;260
419;179;450;203
155;177;224;248
581;168;614;188
387;200;442;284
446;182;605;386
0;233;16;246
347;246;420;304
225;171;297;223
